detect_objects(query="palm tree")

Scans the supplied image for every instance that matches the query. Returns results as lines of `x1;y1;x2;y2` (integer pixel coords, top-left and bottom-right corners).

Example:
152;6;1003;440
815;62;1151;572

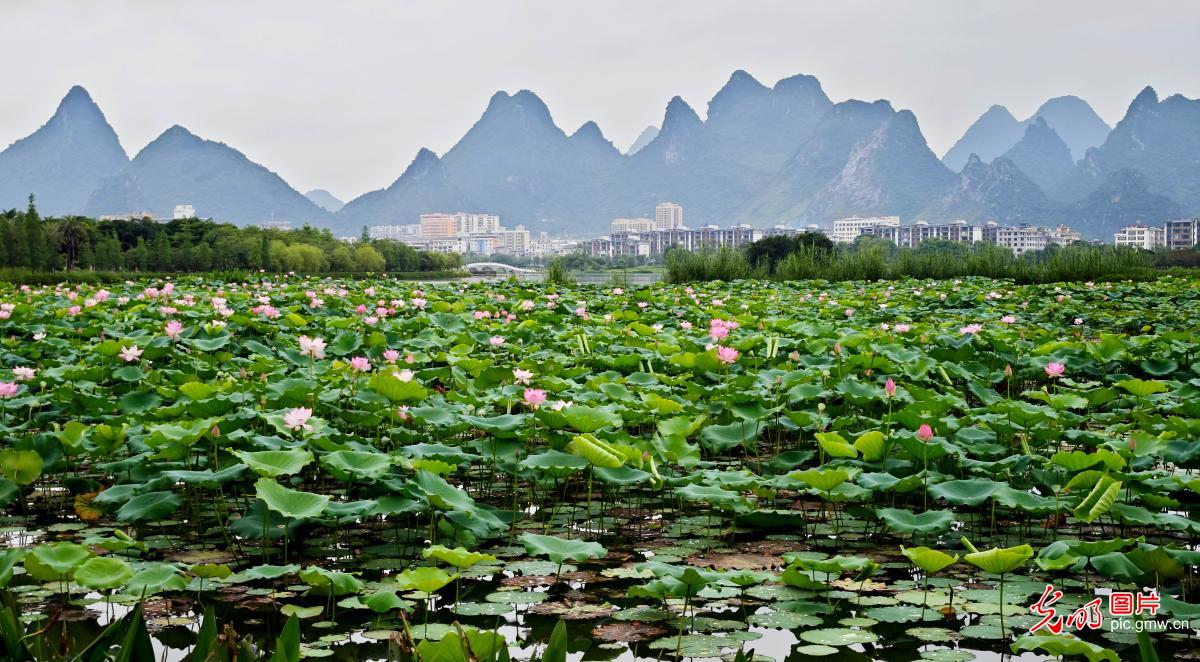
54;216;89;270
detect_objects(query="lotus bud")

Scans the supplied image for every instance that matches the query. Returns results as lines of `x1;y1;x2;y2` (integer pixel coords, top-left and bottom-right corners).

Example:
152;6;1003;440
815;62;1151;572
884;378;896;398
917;424;934;442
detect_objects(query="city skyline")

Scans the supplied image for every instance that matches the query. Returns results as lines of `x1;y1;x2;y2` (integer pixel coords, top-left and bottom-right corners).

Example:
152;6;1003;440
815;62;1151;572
1;1;1197;201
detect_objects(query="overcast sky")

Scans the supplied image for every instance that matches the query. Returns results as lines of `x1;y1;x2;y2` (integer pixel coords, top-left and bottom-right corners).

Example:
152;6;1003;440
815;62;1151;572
2;0;1197;201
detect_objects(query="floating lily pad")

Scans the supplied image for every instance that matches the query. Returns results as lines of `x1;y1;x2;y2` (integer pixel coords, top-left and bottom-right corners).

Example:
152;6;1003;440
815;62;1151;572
799;628;879;646
452;601;512;616
746;611;821;629
484;590;547;604
795;644;839;656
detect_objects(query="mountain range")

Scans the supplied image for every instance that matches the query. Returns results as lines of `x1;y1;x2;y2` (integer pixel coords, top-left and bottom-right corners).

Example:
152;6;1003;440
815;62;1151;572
1;75;1197;240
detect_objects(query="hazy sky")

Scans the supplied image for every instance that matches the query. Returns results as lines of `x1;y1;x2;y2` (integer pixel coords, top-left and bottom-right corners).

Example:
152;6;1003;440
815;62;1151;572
2;1;1197;201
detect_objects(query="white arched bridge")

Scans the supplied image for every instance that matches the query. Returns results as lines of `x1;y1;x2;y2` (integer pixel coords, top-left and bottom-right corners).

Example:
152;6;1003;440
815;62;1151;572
464;262;541;275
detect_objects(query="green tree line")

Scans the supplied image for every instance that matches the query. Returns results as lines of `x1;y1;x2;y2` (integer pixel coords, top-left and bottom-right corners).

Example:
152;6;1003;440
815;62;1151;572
0;198;462;274
666;233;1194;284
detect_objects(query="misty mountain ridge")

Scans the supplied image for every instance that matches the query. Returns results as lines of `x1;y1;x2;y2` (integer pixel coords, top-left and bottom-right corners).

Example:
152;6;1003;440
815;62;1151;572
0;86;128;216
3;77;1197;240
941;96;1112;172
84;124;330;225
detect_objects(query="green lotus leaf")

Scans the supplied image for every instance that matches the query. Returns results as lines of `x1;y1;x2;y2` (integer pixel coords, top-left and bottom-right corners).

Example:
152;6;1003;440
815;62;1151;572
565;433;624;468
254;477;330;519
815;432;857;458
422;544;498;569
928;478;1004;506
394;566;457;593
900;546;959;574
73;556;134;590
877;508;956;535
789;468;850;493
0;449;43;486
232;448;313;477
320;450;392;481
1115;379;1168;398
1011;633;1118;662
960;538;1033;575
26;542;90;580
299;566;364;596
126;563;188;595
518;532;607;565
562;405;623;433
116;491;182;522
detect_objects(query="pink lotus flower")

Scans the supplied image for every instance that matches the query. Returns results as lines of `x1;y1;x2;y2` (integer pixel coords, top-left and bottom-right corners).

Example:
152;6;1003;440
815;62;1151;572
119;345;143;362
489;336;505;347
523;388;547;408
612;287;623;295
513;368;533;385
164;320;183;339
716;346;739;364
349;356;371;372
383;349;400;363
1045;362;1066;378
894;324;910;333
397;405;410;421
916;424;934;442
283;407;313;431
0;382;18;398
884;378;896;398
298;335;326;359
844;308;854;317
959;324;983;335
393;369;415;382
1000;315;1017;324
680;321;693;330
12;367;35;381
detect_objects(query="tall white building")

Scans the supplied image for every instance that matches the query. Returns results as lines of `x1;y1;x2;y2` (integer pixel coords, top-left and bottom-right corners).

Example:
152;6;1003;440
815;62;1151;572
368;224;422;240
455;212;501;235
1165;218;1200;249
831;216;900;242
1114;224;1166;250
611;217;656;233
655;202;684;230
173;204;196;219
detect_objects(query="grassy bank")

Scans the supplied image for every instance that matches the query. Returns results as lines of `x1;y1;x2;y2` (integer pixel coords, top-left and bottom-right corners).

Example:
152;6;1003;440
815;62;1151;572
665;241;1184;284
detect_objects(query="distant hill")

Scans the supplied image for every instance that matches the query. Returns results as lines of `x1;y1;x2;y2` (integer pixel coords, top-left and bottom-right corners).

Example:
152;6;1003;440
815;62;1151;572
921;154;1055;225
1072;87;1200;213
942;97;1111;172
4;78;1196;239
625;126;658;155
999;117;1075;197
85;125;330;226
305;189;344;213
333;148;476;234
0;86;128;215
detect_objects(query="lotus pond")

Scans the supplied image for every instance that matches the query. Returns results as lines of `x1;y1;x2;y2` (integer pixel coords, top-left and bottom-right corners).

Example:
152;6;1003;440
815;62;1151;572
1;275;1199;661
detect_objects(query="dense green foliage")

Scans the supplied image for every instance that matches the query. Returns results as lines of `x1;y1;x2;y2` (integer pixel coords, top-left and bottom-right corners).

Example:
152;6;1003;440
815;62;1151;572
667;236;1183;284
0;199;460;275
0;275;1198;659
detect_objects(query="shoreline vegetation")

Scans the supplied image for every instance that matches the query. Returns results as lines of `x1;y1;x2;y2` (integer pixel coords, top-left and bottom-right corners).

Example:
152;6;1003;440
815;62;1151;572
665;233;1199;284
0;199;461;276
